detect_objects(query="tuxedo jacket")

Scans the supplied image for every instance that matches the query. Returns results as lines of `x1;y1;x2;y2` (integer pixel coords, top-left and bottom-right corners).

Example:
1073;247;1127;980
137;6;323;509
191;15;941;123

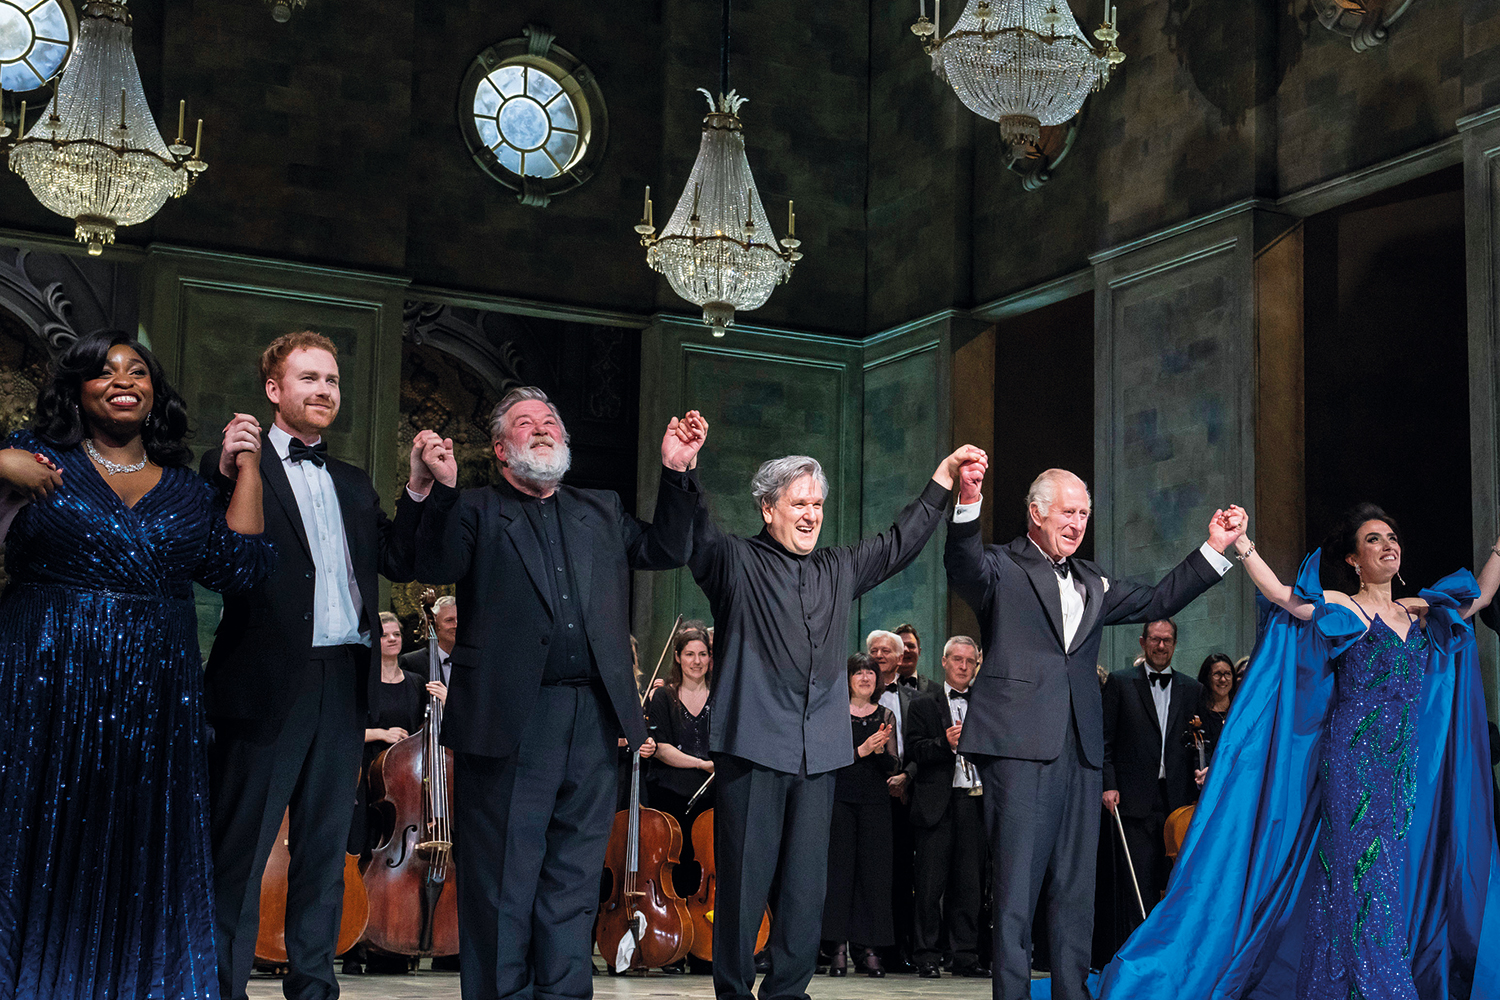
880;679;923;776
399;647;451;684
1101;665;1203;818
200;432;417;721
405;469;697;759
905;689;963;829
945;524;1222;768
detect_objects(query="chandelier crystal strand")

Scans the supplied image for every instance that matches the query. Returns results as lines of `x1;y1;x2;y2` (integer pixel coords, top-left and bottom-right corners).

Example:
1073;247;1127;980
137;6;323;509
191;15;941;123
640;90;798;336
921;0;1121;152
7;1;205;255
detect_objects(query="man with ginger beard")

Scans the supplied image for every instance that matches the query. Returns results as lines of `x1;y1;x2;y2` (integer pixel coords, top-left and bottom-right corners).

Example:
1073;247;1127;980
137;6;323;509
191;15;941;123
945;467;1242;1000
406;386;706;1000
688;443;986;1000
201;331;454;1000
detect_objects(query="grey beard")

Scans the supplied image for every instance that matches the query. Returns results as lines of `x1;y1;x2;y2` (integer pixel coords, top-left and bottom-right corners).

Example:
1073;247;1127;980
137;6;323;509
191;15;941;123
504;438;571;487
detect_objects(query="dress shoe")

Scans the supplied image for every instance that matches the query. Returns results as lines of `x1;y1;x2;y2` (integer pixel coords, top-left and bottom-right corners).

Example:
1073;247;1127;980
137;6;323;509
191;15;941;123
659;960;687;974
917;963;941;979
828;942;848;977
858;947;885;978
957;963;992;978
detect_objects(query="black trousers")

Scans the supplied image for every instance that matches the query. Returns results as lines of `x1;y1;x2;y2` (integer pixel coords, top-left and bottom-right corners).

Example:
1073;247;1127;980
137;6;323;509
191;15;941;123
912;791;985;968
888;794;916;960
1118;778;1171;935
821;799;894;946
209;647;364;1000
976;713;1101;1000
712;754;835;1000
453;683;617;1000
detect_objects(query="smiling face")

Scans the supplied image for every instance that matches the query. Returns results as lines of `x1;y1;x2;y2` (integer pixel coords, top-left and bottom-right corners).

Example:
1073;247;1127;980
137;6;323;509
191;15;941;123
763;473;824;555
496;399;571;486
1347;519;1400;585
1209;659;1233;700
898;631;920;676
434;604;457;651
1140;621;1177;671
81;344;154;439
380;619;403;658
267;347;340;439
867;635;902;685
849;665;878;702
676;639;711;685
1029;477;1091;560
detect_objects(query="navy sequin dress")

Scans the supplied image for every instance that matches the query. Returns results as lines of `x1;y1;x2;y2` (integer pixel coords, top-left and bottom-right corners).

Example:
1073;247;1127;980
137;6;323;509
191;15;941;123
1298;607;1426;1000
0;430;273;1000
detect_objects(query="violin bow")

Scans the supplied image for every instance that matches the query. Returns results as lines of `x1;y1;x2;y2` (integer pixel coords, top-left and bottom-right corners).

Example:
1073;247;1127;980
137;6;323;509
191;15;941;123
1110;806;1148;921
640;614;684;708
685;772;714;813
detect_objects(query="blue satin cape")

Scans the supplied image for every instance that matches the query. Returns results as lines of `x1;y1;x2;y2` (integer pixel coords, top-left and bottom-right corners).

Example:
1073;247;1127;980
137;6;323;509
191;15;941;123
1099;552;1500;999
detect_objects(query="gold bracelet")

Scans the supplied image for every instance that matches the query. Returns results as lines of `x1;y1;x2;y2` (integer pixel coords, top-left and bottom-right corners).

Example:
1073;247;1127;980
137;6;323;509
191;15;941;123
1235;540;1256;562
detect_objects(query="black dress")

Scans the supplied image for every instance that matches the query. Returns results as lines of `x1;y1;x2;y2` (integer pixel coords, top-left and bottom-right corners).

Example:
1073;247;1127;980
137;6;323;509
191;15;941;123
349;667;427;855
1196;693;1230;764
645;685;713;898
822;705;898;945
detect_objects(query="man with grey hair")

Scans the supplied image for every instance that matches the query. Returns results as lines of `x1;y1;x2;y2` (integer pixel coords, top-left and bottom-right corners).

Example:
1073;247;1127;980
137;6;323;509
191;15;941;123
404;386;708;1000
945;465;1244;1000
689;442;987;1000
400;594;456;693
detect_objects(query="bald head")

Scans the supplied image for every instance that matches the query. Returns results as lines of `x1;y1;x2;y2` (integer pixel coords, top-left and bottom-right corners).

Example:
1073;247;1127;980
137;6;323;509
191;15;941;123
1027;468;1091;560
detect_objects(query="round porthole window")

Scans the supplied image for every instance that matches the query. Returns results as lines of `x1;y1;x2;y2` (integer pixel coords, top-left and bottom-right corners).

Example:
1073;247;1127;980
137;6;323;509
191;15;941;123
458;25;608;208
0;0;75;92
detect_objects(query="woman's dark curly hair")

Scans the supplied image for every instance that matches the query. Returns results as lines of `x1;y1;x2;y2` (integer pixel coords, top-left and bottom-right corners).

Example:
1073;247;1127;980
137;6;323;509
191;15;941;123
32;330;192;468
1320;502;1402;597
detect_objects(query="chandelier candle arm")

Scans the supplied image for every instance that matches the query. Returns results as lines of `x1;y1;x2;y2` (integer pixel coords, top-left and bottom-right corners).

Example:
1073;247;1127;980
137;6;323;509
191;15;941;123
175;100;184;145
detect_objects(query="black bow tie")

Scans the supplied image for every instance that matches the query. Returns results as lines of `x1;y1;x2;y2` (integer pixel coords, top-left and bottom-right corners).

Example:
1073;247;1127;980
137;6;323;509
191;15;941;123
287;438;328;468
948;689;968;701
1049;557;1071;580
1148;671;1171;688
885;682;900;693
900;675;918;688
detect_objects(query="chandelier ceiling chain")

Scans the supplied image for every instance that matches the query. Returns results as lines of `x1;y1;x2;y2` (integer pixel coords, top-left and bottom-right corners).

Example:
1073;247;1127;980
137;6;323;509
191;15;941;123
914;0;1124;153
4;0;207;255
635;0;800;336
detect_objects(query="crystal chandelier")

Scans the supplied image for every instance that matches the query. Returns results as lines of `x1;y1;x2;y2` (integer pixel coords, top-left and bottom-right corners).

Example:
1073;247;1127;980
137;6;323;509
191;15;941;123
266;0;307;23
6;1;206;255
913;0;1124;152
635;0;799;336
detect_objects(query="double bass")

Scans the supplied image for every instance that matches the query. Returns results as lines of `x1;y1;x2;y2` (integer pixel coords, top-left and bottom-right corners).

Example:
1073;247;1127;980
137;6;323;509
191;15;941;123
596;618;693;971
1163;715;1211;860
361;589;460;957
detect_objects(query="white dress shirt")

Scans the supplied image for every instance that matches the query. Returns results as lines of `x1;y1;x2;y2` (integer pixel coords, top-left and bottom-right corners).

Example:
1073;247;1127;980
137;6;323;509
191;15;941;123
944;682;980;790
950;499;1234;651
1146;665;1172;778
269;423;366;648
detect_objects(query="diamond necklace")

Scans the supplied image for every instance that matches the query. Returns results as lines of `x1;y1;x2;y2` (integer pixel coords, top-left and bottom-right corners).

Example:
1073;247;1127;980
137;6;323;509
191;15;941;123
84;438;147;475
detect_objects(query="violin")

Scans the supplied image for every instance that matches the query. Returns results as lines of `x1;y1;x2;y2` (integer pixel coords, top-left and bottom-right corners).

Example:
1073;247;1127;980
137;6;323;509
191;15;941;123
685;806;770;962
254;809;369;964
1164;715;1210;860
360;589;460;957
596;618;693;971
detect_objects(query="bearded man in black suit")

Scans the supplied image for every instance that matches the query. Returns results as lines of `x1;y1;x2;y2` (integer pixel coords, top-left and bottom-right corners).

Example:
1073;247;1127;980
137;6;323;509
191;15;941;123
945;467;1243;1000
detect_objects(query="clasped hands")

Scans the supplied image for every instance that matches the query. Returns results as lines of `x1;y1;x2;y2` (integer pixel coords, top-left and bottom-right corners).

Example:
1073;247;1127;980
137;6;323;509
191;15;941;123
215;413;265;479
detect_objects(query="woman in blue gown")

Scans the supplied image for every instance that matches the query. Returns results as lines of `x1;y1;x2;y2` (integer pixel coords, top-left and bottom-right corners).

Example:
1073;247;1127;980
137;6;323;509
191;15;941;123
0;331;273;1000
1101;503;1500;1000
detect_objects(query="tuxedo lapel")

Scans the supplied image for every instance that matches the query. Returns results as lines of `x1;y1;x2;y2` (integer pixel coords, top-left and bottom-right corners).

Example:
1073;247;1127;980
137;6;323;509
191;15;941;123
1070;563;1105;654
259;433;310;559
1134;670;1162;737
559;492;594;613
498;491;554;616
1165;672;1194;750
1008;538;1066;649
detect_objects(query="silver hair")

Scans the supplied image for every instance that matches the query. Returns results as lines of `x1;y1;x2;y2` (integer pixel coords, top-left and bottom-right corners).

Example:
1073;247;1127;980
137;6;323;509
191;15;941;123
751;455;829;509
865;629;903;652
489;386;571;446
433;595;457;613
942;635;980;658
1026;468;1091;518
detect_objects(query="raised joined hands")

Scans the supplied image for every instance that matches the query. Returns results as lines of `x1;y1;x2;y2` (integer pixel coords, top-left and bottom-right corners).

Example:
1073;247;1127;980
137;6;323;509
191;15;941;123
1207;504;1249;554
216;413;263;480
935;445;988;493
409;429;458;495
662;410;708;472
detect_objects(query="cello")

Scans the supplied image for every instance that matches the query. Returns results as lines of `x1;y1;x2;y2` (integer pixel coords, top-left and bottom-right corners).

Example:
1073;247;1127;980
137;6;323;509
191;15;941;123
360;589;460;957
685;805;770;962
596;619;693;971
254;809;369;965
1163;715;1211;860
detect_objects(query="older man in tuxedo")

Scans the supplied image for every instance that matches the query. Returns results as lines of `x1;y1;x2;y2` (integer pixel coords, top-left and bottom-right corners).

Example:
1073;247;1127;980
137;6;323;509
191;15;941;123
945;467;1242;1000
1101;619;1203;936
404;387;705;1000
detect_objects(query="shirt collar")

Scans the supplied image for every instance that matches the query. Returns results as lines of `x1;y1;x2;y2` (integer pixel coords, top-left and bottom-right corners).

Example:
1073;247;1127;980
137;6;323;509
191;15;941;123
1029;536;1071;576
1144;664;1173;682
943;681;968;697
268;422;322;462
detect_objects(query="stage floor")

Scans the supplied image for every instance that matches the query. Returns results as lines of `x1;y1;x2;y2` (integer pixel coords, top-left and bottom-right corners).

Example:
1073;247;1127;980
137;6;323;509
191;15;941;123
244;970;1009;999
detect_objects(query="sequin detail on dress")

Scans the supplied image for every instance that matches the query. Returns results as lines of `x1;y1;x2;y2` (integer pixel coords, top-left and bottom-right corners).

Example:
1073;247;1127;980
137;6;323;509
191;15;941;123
1297;612;1424;1000
0;430;273;1000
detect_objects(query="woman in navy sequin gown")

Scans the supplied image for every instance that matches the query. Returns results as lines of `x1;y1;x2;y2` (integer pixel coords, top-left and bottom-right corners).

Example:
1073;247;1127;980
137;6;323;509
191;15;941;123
1101;503;1500;1000
0;332;272;1000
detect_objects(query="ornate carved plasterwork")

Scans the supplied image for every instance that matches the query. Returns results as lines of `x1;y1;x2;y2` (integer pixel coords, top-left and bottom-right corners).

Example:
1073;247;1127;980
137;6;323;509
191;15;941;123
0;249;80;355
403;300;527;395
1310;0;1415;53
